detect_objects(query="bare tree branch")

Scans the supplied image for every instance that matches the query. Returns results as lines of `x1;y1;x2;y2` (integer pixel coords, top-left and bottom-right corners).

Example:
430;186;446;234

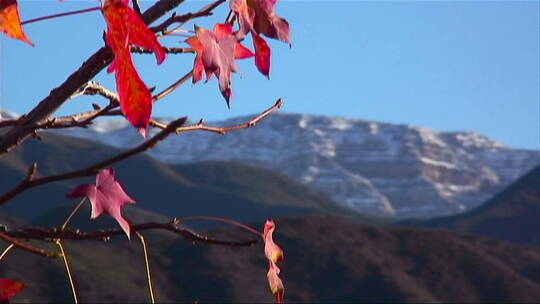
151;0;226;34
153;71;193;101
3;222;258;247
0;117;187;205
131;45;194;55
0;0;227;154
151;98;284;135
0;232;59;258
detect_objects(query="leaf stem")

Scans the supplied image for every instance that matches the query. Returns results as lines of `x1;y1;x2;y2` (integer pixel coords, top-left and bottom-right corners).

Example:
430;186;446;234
57;240;79;304
152;71;193;101
137;232;156;304
179;216;262;237
0;243;15;261
62;198;87;231
22;7;102;25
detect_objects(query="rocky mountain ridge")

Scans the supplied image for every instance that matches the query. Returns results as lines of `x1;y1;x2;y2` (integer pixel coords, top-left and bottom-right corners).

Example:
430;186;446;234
19;111;540;218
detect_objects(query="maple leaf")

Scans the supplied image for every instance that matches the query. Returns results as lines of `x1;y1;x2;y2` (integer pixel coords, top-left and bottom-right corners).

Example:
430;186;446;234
0;0;34;46
186;23;254;106
230;0;291;43
67;168;136;239
253;34;271;78
0;278;25;302
102;0;166;135
106;34;152;137
231;0;290;77
263;219;285;303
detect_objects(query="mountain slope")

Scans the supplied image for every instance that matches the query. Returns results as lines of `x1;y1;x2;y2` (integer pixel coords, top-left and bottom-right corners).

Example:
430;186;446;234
409;164;540;245
1;213;540;302
57;112;540;218
0;132;344;223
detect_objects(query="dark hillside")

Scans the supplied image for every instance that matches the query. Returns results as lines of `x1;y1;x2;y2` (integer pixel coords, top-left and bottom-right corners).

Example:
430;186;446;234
405;164;540;245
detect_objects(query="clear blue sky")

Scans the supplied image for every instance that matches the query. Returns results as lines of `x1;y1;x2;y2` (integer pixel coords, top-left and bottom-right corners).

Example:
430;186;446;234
1;0;539;149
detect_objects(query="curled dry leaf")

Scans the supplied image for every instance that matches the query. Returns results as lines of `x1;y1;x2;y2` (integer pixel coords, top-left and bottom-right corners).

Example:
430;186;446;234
230;0;291;43
0;0;34;46
186;23;254;107
0;278;25;302
231;0;290;77
102;0;166;136
263;219;284;303
267;265;284;304
67;168;136;239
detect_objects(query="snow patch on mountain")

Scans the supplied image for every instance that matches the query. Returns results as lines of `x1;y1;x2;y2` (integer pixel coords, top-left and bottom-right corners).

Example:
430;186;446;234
52;112;539;219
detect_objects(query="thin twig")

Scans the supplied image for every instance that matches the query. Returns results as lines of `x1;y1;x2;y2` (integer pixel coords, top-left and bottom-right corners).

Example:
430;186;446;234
151;98;284;135
1;81;120;129
62;198;87;231
151;0;226;34
137;232;156;304
57;240;80;303
22;7;101;25
179;216;261;236
0;232;59;258
131;45;194;55
0;117;187;205
152;71;193;101
4;222;258;247
70;81;119;103
0;244;15;261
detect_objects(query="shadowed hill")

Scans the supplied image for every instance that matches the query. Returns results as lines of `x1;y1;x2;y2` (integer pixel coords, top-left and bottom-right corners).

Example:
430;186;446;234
1;214;539;302
404;164;540;245
0;132;347;224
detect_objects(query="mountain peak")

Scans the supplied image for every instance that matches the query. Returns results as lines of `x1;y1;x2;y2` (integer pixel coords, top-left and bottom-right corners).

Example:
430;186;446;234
52;111;539;219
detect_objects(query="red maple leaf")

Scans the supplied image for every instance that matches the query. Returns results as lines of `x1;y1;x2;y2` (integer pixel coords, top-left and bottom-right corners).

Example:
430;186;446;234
230;0;291;43
263;219;284;303
186;23;254;106
102;0;166;136
0;0;34;46
67;168;136;239
253;34;271;78
0;278;25;302
231;0;290;77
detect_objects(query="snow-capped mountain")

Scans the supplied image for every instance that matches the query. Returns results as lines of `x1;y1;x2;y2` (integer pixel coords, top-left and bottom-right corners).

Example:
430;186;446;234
54;112;539;218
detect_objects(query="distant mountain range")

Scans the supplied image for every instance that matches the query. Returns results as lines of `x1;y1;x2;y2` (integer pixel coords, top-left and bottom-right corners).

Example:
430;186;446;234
2;114;540;302
53;112;539;219
0;132;348;224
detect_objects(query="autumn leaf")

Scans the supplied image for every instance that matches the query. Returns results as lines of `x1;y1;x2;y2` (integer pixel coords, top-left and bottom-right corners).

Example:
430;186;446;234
230;0;291;43
186;23;254;106
106;33;152;137
0;0;34;46
267;265;284;304
231;0;290;77
67;168;136;239
253;34;271;78
263;219;284;303
102;0;166;135
0;278;25;302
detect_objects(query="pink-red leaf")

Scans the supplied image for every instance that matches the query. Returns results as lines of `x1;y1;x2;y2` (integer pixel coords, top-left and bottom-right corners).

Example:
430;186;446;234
67;168;136;239
102;0;166;135
186;23;254;106
0;0;34;46
0;278;25;302
263;219;284;303
231;0;291;43
253;34;271;78
267;265;284;304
